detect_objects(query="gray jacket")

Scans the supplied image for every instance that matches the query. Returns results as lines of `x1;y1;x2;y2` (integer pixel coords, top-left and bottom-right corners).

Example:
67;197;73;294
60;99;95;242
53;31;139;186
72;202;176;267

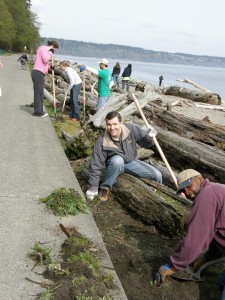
88;123;154;187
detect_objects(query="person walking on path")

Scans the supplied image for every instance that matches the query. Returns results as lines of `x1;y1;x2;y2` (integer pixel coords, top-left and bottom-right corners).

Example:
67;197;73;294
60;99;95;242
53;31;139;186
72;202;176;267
59;61;82;122
86;111;162;202
31;40;59;117
18;54;28;70
157;169;225;287
80;58;113;110
121;63;132;91
112;62;121;87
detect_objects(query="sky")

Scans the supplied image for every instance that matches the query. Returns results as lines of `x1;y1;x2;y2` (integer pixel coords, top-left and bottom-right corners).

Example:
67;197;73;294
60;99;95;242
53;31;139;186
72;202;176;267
31;0;225;58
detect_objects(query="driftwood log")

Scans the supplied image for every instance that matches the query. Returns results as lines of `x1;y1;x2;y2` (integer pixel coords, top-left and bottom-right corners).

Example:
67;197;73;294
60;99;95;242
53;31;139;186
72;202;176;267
165;86;221;105
153;110;225;150
154;128;225;184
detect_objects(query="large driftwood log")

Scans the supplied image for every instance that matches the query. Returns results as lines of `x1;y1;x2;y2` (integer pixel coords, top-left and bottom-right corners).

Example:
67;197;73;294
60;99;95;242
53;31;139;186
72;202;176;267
112;174;190;236
155;128;225;183
89;85;160;128
154;110;225;150
75;161;190;236
165;86;221;105
176;78;211;92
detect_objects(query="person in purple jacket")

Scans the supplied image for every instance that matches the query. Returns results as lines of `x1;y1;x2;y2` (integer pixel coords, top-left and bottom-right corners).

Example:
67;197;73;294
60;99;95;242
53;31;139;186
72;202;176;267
31;40;59;117
157;169;225;284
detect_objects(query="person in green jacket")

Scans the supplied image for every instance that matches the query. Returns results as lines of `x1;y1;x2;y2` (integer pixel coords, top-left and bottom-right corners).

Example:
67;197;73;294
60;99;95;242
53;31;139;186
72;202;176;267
80;58;113;110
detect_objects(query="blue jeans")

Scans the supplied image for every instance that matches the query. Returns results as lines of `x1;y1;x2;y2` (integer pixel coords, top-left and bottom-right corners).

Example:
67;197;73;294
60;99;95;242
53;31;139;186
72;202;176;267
113;74;120;86
98;96;109;110
122;80;130;91
70;83;82;119
100;155;162;189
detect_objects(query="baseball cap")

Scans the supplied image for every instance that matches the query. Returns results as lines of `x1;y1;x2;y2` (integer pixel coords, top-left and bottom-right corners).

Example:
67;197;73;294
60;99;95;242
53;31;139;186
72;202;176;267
177;169;201;194
97;58;109;65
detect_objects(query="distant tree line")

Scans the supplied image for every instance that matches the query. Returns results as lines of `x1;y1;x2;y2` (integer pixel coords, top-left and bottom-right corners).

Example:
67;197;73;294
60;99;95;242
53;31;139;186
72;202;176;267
0;0;40;52
42;37;225;68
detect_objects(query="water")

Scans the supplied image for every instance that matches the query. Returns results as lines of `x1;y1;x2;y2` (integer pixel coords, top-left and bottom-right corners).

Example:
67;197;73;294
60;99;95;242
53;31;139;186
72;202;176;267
55;54;225;100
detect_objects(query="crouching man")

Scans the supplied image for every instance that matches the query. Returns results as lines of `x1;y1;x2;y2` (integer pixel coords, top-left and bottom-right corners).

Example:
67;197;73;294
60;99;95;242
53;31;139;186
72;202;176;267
157;169;225;287
86;111;162;202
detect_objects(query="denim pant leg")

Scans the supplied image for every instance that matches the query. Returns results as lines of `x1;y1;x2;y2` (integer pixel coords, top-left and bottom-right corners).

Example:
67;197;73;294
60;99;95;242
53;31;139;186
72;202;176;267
71;83;81;118
98;96;109;110
100;155;125;189
124;159;162;183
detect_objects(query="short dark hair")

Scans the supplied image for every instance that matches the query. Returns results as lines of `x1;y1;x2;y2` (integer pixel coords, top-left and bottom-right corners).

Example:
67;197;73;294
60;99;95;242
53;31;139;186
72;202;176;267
47;40;59;49
105;111;122;122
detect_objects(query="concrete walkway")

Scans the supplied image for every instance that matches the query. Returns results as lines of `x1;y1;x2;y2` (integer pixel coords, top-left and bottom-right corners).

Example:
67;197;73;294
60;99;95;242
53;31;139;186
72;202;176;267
0;55;127;300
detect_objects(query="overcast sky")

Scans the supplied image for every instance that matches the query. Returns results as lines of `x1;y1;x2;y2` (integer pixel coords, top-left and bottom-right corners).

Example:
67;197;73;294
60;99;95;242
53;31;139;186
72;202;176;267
31;0;225;57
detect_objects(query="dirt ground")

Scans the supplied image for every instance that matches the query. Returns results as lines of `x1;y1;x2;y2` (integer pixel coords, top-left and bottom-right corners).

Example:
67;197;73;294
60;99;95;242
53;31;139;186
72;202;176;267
72;161;225;300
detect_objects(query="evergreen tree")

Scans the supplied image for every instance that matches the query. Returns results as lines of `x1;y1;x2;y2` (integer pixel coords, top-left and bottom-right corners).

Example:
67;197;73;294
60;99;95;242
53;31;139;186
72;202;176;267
0;0;16;50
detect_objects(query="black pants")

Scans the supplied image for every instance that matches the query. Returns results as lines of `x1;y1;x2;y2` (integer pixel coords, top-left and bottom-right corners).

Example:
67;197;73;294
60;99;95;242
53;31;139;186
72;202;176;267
31;69;45;115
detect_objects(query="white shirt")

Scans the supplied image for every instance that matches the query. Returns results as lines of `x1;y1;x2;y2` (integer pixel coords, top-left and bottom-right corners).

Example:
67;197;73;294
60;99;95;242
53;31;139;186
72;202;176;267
65;66;82;89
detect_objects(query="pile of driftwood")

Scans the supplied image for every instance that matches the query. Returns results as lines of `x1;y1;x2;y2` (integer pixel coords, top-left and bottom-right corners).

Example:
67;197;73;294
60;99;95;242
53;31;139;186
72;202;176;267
44;61;225;237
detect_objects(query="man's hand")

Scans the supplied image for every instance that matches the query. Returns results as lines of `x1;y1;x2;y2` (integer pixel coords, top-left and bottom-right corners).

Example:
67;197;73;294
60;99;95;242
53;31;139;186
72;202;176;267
80;65;86;72
155;263;176;286
148;127;157;138
86;187;98;200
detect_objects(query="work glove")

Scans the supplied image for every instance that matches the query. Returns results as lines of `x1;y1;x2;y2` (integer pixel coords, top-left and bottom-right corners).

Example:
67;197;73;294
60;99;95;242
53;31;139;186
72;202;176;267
86;187;98;200
155;263;176;286
49;48;55;53
148;127;157;138
80;65;86;72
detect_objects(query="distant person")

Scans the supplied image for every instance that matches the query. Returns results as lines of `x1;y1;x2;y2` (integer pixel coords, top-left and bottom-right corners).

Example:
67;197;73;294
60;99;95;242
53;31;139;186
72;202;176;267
121;64;132;91
31;40;59;117
80;58;113;110
85;111;162;202
18;54;28;70
59;61;82;122
112;62;121;87
159;75;164;86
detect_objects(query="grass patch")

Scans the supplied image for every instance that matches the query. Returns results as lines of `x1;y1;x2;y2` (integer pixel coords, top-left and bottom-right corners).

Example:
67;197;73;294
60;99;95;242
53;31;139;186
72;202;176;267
38;288;54;300
29;242;52;265
40;187;90;216
31;230;115;299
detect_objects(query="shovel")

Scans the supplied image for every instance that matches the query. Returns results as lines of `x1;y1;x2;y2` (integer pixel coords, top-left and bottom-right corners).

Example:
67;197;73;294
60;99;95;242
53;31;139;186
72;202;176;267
51;55;57;118
131;93;178;189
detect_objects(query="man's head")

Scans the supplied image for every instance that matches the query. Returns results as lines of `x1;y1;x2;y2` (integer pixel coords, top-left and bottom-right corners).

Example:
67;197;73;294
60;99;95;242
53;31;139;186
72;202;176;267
98;58;109;70
105;111;122;138
177;169;203;200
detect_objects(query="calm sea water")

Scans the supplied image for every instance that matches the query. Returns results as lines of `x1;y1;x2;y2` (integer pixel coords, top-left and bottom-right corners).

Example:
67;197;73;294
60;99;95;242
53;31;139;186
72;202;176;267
55;54;225;100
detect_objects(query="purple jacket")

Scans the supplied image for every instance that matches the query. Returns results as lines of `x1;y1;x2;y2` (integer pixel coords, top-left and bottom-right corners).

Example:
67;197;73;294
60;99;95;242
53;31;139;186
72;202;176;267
170;179;225;270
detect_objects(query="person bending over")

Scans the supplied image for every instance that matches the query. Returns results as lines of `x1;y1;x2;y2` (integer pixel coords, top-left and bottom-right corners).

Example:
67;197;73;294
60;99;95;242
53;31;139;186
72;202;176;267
157;169;225;288
59;61;82;122
86;111;162;202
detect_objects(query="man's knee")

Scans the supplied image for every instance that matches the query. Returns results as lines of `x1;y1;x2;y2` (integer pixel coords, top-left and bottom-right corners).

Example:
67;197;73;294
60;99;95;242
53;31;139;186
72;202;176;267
153;169;162;183
107;155;124;168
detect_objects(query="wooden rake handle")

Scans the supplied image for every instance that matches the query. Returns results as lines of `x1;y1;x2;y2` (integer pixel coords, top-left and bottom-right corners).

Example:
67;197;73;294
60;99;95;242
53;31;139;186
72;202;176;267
131;93;178;188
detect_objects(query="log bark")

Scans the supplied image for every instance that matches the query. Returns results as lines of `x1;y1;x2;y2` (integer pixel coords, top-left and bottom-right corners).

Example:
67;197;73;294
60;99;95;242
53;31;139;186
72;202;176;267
154;110;225;149
112;174;190;236
155;128;225;183
165;86;221;105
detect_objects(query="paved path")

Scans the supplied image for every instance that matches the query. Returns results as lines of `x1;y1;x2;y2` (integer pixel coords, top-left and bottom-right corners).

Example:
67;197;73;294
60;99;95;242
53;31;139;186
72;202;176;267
0;55;127;300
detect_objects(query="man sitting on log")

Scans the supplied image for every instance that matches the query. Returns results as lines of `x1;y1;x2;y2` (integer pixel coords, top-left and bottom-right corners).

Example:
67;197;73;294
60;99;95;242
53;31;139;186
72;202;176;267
86;111;162;202
156;169;225;286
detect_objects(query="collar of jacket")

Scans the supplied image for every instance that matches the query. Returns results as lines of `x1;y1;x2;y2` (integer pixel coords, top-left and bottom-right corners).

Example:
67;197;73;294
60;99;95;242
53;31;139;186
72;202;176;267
103;123;130;147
